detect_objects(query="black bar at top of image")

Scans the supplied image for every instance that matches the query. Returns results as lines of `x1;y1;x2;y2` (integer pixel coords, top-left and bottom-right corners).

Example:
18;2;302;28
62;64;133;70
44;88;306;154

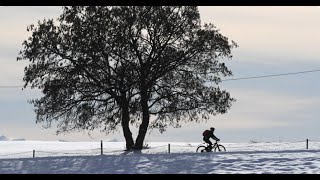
1;0;320;6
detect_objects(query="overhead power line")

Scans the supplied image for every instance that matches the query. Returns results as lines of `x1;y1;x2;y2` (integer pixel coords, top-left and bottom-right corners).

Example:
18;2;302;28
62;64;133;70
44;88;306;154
221;69;320;82
1;69;320;88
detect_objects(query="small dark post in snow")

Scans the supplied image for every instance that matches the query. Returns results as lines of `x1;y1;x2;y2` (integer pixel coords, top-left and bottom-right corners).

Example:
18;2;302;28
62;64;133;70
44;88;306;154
101;140;103;155
33;150;35;158
168;143;170;154
306;139;309;149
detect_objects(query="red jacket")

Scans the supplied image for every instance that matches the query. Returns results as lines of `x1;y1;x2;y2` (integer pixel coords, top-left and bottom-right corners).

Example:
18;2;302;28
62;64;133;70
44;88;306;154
203;130;219;141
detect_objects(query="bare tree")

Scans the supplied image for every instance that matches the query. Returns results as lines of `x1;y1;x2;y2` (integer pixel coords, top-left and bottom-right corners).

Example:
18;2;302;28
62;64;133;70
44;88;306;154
18;6;237;150
101;6;238;149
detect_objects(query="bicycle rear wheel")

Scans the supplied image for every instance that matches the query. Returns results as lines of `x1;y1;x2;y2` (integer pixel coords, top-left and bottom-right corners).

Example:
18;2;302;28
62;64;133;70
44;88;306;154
196;145;207;153
214;144;226;152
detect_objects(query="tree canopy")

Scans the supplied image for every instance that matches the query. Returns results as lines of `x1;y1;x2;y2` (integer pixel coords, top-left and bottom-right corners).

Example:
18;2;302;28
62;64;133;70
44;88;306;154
18;6;238;150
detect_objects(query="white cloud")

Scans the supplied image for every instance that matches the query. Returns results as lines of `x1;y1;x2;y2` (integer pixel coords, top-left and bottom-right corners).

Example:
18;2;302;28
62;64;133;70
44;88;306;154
229;88;320;113
0;88;41;102
210;88;320;130
199;6;320;65
0;62;26;85
0;7;62;47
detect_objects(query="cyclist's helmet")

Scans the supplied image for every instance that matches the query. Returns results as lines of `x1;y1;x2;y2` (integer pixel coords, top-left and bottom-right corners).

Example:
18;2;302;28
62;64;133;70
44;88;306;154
210;127;215;131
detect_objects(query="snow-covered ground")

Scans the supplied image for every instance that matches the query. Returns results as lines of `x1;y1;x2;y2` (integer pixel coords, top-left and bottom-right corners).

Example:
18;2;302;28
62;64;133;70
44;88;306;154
1;140;320;174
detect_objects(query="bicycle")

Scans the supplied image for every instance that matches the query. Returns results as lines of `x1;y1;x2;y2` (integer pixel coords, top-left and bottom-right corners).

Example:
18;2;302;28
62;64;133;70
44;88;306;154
196;140;226;153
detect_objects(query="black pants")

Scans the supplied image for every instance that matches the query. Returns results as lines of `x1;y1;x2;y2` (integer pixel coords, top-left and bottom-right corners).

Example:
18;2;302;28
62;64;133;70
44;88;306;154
203;137;212;146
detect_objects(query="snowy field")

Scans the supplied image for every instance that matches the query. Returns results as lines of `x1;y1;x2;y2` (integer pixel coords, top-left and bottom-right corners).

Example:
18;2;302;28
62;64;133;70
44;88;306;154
1;140;320;174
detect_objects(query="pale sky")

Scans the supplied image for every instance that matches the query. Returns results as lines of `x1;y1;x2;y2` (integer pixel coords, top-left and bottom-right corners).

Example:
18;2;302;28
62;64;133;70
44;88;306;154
1;6;320;143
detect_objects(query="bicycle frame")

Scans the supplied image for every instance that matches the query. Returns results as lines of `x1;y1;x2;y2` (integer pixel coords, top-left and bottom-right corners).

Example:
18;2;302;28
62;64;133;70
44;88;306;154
211;142;218;149
196;140;226;153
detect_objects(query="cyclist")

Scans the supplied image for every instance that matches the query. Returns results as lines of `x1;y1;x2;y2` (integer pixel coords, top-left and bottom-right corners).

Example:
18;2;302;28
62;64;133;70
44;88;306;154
202;127;220;151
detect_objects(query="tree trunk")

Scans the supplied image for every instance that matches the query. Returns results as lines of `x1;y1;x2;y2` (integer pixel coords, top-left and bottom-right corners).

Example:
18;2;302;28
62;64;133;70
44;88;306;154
121;96;134;150
134;88;150;150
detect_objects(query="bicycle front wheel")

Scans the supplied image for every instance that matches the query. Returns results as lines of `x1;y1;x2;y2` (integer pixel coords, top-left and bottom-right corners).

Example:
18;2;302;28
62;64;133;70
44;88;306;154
214;144;226;152
196;145;207;153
